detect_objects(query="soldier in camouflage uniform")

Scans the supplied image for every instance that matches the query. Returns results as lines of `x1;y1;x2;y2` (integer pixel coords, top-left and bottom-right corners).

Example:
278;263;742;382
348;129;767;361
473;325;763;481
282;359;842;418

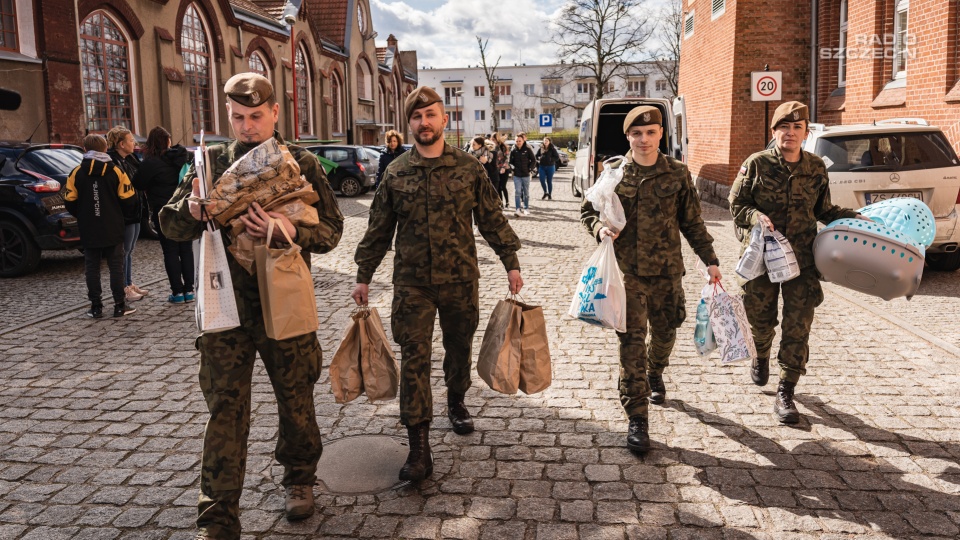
581;106;721;454
159;74;344;539
730;101;864;425
352;86;523;482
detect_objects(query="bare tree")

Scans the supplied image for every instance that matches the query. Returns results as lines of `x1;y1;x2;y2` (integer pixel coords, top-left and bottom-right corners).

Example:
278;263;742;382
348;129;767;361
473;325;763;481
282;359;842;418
477;36;501;133
653;0;682;98
550;0;654;102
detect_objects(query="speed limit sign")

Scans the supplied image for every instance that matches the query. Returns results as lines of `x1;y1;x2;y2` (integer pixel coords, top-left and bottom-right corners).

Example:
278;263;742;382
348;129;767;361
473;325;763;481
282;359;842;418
751;71;782;101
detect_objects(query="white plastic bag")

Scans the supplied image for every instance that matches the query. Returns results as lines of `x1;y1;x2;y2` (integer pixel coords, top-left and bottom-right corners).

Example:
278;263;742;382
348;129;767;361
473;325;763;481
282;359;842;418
707;283;756;364
763;229;800;283
735;223;766;281
693;283;717;357
568;236;627;332
584;157;627;232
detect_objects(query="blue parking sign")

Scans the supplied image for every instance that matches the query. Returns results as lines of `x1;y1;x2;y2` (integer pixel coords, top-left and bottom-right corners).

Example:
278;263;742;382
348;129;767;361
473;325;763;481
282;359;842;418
539;114;553;128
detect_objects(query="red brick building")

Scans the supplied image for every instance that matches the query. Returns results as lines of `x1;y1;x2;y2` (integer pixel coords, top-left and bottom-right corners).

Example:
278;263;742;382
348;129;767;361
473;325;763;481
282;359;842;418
679;0;960;206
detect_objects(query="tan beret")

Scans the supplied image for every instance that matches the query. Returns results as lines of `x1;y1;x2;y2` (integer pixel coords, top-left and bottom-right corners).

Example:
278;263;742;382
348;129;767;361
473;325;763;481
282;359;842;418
623;105;662;133
404;86;443;120
770;101;809;129
224;72;274;108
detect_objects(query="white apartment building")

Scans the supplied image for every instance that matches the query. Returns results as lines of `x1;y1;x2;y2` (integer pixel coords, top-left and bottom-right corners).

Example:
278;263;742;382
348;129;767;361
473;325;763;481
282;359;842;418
418;62;675;139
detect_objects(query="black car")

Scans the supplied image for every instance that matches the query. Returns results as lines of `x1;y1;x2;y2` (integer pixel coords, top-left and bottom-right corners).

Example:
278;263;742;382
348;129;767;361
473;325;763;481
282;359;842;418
305;145;377;197
0;142;84;277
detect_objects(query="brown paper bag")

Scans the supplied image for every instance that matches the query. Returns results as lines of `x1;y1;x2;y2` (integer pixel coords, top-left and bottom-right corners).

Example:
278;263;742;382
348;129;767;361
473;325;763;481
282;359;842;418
477;298;522;394
330;315;363;403
358;308;399;402
517;301;551;394
253;219;319;340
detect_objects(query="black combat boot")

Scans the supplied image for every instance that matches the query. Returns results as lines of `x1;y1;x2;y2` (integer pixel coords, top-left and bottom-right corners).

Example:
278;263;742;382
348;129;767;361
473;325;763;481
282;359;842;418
751;356;770;386
774;380;800;424
399;423;433;481
626;415;650;455
447;391;475;435
647;372;666;405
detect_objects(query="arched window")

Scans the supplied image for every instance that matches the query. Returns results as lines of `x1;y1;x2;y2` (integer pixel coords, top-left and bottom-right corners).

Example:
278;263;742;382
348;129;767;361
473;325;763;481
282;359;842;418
181;4;215;133
0;0;18;52
80;11;134;133
838;0;847;86
892;0;909;79
356;61;367;101
331;70;343;134
378;80;387;124
295;43;312;136
248;51;267;77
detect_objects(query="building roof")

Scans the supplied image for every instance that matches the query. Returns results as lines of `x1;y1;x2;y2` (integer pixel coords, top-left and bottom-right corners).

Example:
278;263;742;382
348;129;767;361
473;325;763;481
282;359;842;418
230;0;274;19
251;0;288;19
376;47;387;64
314;0;348;48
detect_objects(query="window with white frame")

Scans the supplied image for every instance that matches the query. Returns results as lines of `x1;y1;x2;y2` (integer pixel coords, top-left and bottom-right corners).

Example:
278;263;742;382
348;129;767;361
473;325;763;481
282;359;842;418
626;80;644;96
475;110;485;121
523;84;535;95
892;0;909;79
542;82;561;94
449;110;461;122
248;51;268;77
498;109;511;120
655;80;667;92
496;84;511;96
577;82;595;95
838;0;847;86
524;108;536;119
474;86;485;97
684;10;694;39
444;86;462;106
711;0;725;19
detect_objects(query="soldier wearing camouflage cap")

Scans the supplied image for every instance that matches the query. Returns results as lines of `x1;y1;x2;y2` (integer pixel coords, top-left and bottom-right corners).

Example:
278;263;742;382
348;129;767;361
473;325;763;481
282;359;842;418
159;72;344;538
730;100;866;425
352;86;523;481
581;105;721;454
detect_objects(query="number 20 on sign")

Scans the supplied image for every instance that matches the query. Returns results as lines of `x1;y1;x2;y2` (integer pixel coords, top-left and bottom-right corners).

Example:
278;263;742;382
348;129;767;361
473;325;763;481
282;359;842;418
750;71;782;102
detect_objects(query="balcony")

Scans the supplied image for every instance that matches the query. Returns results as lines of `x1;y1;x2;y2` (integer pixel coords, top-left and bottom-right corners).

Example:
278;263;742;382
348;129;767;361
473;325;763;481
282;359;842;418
540;93;562;104
445;120;463;132
493;119;513;130
493;95;513;107
625;91;647;98
444;98;463;108
575;93;593;104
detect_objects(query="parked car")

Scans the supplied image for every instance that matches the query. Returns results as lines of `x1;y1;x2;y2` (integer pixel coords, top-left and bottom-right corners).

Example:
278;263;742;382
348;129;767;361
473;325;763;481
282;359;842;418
0;142;84;277
799;119;960;271
305;145;377;197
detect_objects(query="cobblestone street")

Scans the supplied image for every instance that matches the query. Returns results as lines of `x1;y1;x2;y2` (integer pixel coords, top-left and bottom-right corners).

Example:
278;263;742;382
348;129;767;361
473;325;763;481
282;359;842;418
1;168;959;539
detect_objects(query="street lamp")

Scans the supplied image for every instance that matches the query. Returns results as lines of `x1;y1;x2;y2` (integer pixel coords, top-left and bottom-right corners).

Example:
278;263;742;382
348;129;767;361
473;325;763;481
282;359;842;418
281;3;298;141
455;90;463;148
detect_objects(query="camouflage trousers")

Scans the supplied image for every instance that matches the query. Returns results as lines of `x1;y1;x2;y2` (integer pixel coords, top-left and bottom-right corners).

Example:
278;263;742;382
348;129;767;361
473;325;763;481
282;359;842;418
195;297;323;538
392;281;480;426
743;267;824;384
617;273;686;418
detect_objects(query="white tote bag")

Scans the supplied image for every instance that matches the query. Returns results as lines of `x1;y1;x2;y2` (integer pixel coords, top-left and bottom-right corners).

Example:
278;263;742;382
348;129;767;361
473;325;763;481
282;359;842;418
194;220;241;333
568;236;627;333
707;283;756;364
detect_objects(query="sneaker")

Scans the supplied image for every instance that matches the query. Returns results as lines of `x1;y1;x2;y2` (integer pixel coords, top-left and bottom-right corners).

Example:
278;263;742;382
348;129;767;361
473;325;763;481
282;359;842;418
87;305;103;319
522;209;530;216
514;209;521;217
113;304;137;317
131;284;149;296
168;293;185;304
184;291;195;303
124;286;143;302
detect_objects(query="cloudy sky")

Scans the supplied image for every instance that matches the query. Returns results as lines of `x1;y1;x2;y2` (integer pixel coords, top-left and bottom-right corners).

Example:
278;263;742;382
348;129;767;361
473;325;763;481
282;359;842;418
369;0;671;69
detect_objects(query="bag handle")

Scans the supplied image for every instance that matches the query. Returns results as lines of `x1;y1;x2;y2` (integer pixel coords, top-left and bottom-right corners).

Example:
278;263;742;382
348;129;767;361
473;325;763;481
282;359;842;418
265;218;296;246
200;205;216;233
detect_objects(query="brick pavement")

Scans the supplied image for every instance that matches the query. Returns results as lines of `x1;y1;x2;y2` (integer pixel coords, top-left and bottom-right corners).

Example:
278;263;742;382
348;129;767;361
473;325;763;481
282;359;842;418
1;169;959;539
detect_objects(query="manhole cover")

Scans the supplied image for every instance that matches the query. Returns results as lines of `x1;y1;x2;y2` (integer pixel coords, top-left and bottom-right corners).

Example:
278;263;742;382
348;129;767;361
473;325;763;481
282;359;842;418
316;435;410;494
518;255;553;265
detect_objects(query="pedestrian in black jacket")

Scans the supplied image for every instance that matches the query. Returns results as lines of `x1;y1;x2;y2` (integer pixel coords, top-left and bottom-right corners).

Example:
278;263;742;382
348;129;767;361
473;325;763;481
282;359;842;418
509;132;537;216
376;130;406;188
64;134;138;318
133;126;195;303
107;125;147;302
536;136;561;200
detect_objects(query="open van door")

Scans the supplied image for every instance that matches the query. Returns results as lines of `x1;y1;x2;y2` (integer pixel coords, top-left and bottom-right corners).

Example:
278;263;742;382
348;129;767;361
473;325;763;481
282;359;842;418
672;95;687;162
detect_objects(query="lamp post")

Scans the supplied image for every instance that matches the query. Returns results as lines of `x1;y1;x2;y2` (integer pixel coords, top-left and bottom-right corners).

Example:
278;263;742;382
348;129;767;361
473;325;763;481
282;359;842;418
455;90;463;148
281;4;298;141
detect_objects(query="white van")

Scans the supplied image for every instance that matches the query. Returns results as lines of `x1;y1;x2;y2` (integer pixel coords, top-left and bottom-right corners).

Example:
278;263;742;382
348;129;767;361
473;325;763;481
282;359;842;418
571;97;683;198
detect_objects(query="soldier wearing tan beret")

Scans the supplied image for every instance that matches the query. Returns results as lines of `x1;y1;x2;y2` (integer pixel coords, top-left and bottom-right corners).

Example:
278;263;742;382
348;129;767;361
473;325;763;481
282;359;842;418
352;86;523;482
730;100;867;425
582;105;721;454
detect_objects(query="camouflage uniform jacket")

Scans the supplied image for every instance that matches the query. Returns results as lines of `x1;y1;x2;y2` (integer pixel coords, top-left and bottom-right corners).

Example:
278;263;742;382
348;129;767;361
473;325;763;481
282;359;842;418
159;132;344;301
355;143;521;285
581;151;719;277
729;146;857;270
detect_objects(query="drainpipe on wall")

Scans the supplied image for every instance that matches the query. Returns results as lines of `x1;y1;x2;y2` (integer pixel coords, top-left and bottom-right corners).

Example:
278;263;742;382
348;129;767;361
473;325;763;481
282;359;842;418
810;0;818;122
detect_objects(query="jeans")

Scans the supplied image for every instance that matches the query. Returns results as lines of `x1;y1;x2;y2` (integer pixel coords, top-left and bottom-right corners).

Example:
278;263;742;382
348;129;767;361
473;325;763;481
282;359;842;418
123;222;140;286
154;210;195;295
513;175;530;210
538;165;556;196
84;244;125;306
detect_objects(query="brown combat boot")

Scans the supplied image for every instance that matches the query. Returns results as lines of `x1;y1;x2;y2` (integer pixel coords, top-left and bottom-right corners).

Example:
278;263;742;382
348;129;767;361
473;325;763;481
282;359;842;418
284;484;315;521
399;422;433;481
447;391;475;435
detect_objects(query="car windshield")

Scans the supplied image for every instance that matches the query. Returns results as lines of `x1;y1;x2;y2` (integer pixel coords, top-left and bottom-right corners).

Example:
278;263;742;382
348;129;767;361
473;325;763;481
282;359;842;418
18;148;83;177
814;132;959;173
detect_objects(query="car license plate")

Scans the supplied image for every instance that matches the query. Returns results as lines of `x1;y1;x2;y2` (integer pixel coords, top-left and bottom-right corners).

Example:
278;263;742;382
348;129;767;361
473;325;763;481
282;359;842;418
864;191;922;204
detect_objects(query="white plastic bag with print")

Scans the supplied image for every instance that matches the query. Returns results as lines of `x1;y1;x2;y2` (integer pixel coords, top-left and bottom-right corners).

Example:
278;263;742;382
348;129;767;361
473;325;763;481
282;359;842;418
763;229;801;283
735;223;767;281
568;236;627;333
707;282;756;364
584;156;627;232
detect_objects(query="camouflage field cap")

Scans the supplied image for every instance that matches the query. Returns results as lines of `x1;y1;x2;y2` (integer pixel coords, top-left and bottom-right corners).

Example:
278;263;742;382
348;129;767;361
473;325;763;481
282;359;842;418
224;73;274;108
770;101;809;129
404;86;443;120
623;105;662;133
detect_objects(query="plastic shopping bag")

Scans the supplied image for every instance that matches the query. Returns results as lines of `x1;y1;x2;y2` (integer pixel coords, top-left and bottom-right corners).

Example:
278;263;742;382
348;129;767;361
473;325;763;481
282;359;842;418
735;223;766;281
763;229;800;283
707;283;757;364
568;236;627;333
693;283;716;357
584;156;627;232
